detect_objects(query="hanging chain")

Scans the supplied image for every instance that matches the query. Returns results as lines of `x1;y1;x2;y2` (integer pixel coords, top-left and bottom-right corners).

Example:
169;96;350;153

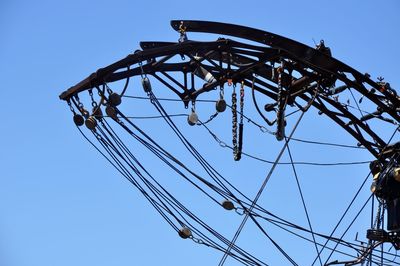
74;94;89;118
232;81;246;161
375;200;386;230
239;81;245;124
89;89;97;107
104;83;113;95
200;112;219;125
276;63;286;141
191;99;196;112
271;62;276;80
89;88;104;121
96;85;104;102
139;61;145;78
232;85;238;158
178;21;188;43
234;81;245;161
220;85;225;99
75;94;84;109
374;200;383;229
67;100;76;114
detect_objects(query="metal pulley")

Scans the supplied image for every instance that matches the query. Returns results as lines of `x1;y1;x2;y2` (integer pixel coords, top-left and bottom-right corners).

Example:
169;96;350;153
85;116;97;130
178;227;192;239
187;110;198;126
105;105;118;120
231;82;245;161
216;99;226;113
73;114;84;126
142;77;152;93
221;199;234;211
109;92;122;107
275;66;286;141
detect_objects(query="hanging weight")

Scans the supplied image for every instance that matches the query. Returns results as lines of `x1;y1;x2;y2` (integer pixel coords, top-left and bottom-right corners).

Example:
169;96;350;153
276;65;286;141
179;32;188;43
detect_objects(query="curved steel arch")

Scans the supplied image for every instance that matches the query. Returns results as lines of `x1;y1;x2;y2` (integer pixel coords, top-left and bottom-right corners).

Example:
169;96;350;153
60;20;400;265
170;20;400;120
60;21;399;161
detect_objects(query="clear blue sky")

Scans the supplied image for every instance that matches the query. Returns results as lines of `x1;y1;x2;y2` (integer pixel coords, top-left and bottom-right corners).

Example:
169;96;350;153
1;1;399;265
